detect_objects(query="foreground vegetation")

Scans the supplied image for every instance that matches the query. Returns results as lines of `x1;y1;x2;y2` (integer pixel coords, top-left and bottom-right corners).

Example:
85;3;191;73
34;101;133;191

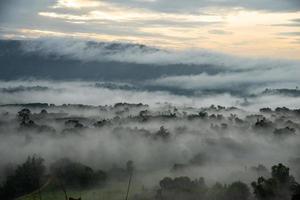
0;155;299;200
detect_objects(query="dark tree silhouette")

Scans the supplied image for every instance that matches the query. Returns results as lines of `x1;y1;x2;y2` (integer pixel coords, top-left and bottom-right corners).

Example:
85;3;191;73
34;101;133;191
17;108;31;123
225;181;250;200
50;158;106;189
252;163;299;200
0;156;45;200
155;126;170;140
156;176;207;200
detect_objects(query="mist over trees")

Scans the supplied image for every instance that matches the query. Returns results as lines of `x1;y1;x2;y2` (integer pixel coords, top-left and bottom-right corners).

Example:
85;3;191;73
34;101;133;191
0;103;299;200
1;156;299;200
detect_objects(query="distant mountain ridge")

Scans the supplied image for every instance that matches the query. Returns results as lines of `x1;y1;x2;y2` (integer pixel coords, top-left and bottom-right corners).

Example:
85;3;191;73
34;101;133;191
0;39;221;81
262;88;300;97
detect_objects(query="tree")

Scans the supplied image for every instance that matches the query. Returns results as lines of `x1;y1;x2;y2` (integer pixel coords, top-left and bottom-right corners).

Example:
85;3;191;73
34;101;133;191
252;163;299;200
17;108;31;123
225;181;250;200
0;156;45;200
155;126;170;140
156;176;207;200
50;158;106;189
206;182;226;200
126;160;134;175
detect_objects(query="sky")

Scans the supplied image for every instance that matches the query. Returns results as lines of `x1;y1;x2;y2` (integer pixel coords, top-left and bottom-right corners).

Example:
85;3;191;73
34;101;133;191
0;0;300;59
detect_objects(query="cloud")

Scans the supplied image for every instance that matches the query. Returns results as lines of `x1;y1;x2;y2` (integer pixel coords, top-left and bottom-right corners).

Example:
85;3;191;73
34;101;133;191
273;24;300;27
1;36;300;104
53;0;101;9
1;38;298;93
1;0;300;58
1;35;300;108
20;38;300;71
148;64;300;95
150;69;300;92
0;80;241;108
290;18;300;23
0;38;297;109
273;18;300;27
106;0;300;13
2;79;300;111
208;29;233;35
0;0;223;49
292;39;300;44
280;32;300;36
0;0;54;24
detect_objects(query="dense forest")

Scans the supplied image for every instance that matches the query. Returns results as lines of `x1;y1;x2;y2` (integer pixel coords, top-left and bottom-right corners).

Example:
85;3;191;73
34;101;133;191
0;103;300;200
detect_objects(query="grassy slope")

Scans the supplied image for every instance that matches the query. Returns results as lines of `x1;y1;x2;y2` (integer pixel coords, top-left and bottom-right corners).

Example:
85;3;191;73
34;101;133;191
18;181;154;200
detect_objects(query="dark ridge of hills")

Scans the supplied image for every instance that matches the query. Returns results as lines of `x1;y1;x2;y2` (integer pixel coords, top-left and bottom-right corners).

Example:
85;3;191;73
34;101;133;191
262;88;300;97
0;39;222;81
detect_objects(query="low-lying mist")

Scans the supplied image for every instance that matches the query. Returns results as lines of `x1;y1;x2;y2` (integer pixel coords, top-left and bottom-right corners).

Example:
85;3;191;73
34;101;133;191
0;99;300;187
1;80;300;110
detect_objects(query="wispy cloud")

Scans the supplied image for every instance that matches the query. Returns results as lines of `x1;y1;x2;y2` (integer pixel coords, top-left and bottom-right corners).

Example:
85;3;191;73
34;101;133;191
53;0;101;9
105;0;300;13
0;0;300;58
280;32;300;36
208;29;233;35
273;18;300;27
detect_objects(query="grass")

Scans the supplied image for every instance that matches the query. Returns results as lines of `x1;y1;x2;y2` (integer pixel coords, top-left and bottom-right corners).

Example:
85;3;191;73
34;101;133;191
18;181;154;200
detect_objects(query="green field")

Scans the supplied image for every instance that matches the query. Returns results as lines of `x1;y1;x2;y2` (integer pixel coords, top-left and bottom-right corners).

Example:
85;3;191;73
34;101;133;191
18;181;154;200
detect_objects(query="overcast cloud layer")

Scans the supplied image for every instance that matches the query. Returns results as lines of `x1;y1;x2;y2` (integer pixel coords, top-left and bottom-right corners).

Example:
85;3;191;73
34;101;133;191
1;0;300;58
20;38;300;69
0;38;300;106
107;0;300;13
